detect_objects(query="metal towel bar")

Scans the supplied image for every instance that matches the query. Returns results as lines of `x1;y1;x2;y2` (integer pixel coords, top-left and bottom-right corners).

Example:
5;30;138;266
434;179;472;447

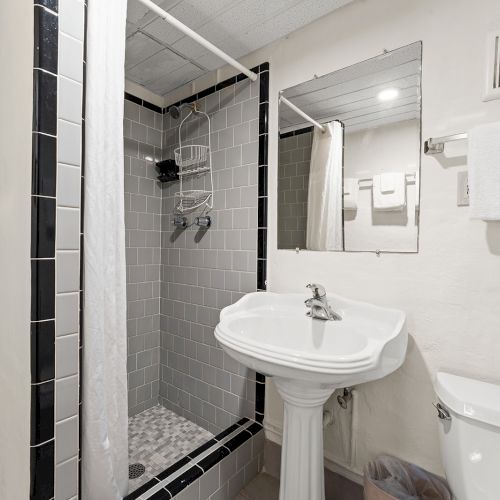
424;133;468;155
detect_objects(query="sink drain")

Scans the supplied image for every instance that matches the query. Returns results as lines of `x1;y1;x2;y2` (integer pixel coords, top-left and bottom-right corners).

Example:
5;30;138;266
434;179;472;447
129;463;145;480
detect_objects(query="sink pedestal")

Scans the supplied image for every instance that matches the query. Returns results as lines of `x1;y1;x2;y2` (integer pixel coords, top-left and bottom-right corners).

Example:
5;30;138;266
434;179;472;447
274;378;336;500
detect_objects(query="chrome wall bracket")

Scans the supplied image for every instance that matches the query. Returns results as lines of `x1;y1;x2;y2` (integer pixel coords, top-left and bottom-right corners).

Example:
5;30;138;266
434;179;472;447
424;133;468;155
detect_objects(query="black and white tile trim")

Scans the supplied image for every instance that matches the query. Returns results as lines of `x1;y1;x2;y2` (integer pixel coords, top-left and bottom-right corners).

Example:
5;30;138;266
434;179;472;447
30;0;86;498
125;418;264;500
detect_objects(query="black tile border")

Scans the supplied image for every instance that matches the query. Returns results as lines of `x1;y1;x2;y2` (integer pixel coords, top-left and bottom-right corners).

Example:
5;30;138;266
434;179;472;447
31;2;59;498
30;439;55;499
31;0;86;497
279;125;314;139
124;91;163;114
124;420;263;500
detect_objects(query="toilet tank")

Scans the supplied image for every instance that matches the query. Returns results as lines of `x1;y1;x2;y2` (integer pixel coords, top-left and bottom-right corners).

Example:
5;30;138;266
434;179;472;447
435;372;500;500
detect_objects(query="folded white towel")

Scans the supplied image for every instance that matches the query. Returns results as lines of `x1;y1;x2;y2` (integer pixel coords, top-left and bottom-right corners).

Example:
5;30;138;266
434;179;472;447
343;178;359;210
469;122;500;220
373;172;406;211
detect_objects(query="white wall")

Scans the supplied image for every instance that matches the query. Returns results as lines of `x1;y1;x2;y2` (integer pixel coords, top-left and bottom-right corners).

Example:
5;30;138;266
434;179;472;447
166;0;500;479
344;119;419;252
0;0;33;497
259;0;500;477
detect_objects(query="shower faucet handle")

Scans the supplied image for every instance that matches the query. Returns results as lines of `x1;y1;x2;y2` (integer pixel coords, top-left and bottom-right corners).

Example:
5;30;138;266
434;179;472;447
306;283;326;299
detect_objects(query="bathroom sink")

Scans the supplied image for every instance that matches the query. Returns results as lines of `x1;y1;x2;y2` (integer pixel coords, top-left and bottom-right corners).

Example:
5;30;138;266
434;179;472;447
215;291;407;386
215;291;407;500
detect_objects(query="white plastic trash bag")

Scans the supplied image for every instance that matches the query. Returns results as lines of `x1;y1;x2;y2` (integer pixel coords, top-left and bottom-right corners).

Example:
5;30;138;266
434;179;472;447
364;455;451;500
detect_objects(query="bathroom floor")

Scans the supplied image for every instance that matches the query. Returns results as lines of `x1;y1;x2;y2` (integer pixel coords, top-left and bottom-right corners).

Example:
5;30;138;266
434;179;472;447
128;405;213;491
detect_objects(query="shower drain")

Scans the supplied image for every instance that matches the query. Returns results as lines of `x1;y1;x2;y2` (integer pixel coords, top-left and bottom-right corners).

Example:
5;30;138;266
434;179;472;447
129;463;146;480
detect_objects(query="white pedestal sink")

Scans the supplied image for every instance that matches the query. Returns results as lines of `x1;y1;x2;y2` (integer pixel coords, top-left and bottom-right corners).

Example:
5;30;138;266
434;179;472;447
215;292;407;500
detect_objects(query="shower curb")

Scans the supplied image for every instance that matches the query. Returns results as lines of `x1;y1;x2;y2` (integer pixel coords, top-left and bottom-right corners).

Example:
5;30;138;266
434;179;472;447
125;418;264;500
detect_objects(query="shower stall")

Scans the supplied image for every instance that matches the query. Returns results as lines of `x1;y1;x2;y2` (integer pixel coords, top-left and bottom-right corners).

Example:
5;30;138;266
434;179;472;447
122;54;269;500
117;1;270;495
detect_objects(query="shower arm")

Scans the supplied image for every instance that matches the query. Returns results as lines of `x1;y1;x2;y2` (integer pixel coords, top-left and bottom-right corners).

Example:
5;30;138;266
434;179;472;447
134;0;258;82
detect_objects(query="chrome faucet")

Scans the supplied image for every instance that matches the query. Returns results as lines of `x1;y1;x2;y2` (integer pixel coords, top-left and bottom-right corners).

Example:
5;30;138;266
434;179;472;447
305;283;342;321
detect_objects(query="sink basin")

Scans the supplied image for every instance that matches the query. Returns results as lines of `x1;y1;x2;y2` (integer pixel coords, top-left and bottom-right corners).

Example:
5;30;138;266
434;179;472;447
215;291;407;500
216;291;407;385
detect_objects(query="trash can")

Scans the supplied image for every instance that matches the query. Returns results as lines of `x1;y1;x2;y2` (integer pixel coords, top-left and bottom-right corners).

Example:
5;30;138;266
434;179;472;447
364;455;451;500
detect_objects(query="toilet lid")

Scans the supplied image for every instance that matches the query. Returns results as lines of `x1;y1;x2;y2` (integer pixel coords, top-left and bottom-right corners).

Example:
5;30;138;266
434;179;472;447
435;372;500;428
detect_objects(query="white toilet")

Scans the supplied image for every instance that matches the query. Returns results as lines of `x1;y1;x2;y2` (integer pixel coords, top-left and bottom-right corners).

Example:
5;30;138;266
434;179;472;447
434;371;500;500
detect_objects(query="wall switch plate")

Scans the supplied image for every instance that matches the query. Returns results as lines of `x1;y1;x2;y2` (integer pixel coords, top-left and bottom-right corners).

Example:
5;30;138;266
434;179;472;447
457;171;470;206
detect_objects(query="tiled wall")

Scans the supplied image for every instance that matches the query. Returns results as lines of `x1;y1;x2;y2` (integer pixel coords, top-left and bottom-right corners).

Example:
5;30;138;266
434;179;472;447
277;129;312;249
30;0;86;499
158;78;261;434
123;97;164;417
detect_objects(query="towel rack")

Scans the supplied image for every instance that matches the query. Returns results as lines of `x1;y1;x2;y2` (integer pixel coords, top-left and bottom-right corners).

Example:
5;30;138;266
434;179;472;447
357;173;416;186
424;133;468;155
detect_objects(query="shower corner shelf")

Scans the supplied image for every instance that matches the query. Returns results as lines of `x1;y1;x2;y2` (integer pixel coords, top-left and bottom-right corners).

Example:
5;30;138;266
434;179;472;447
174;108;214;214
174;190;213;213
174;144;210;169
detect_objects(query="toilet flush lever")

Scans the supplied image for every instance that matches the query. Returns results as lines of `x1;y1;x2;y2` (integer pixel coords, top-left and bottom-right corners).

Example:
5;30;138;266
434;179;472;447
433;402;451;420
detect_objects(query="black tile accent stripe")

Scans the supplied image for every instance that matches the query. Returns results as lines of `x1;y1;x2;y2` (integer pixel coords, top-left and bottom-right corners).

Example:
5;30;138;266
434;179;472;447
224;429;252;452
125;478;162;500
279;125;313;139
36;0;58;12
32;133;57;197
33;5;58;74
155;456;191;481
30;440;54;499
197;446;230;472
30;381;54;445
165;466;203;496
31;320;55;383
31;1;59;496
187;438;217;459
124;91;163;114
31;259;55;321
32;69;57;135
214;422;240;441
148;487;172;500
31;196;56;258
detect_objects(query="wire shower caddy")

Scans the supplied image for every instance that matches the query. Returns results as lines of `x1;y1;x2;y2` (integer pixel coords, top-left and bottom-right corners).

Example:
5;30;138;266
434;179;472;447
173;105;214;213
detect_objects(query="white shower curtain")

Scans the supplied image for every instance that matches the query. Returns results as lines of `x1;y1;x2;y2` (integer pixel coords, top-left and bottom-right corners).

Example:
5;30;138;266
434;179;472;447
82;1;129;499
306;121;344;251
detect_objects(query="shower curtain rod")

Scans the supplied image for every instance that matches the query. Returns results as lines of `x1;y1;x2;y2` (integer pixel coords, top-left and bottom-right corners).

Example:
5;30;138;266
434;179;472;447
279;94;326;132
134;0;258;82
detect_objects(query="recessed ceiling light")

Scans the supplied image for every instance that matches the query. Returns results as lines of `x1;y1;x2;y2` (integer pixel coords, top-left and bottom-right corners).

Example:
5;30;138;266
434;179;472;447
378;88;399;101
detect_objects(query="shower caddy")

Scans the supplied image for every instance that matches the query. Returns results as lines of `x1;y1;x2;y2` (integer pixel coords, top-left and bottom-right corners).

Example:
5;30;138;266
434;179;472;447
173;104;214;213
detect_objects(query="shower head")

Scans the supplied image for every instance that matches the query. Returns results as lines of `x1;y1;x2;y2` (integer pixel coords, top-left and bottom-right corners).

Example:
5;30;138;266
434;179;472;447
168;102;196;119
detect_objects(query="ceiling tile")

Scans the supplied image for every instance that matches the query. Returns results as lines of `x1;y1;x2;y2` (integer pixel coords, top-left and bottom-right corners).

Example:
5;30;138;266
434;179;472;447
126;0;356;96
127;48;188;85
148;63;205;94
125;32;164;69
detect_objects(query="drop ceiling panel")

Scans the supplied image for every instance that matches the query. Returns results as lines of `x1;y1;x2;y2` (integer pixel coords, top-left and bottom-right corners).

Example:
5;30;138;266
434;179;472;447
126;48;188;86
126;0;355;95
148;63;205;94
125;32;164;69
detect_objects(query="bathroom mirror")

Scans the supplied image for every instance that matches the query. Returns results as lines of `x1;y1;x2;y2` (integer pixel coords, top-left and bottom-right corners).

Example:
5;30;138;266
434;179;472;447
277;41;422;252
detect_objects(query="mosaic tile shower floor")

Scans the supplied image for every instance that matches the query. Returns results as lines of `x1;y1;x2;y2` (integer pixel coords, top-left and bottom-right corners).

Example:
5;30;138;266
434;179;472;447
128;404;214;492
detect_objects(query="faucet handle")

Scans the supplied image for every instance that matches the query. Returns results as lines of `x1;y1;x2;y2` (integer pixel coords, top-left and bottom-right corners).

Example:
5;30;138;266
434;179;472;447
306;283;326;299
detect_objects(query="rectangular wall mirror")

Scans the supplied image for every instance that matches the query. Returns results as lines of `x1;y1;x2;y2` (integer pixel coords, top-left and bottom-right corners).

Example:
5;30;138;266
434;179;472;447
278;41;422;253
